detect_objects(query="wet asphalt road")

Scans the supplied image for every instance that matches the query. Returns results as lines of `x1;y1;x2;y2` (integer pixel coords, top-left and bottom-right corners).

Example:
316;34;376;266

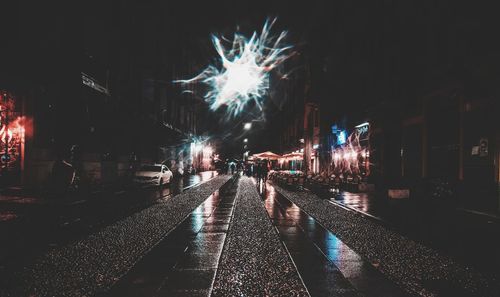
0;171;218;276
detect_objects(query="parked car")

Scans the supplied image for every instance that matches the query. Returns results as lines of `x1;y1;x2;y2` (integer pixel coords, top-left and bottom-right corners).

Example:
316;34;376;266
133;164;173;186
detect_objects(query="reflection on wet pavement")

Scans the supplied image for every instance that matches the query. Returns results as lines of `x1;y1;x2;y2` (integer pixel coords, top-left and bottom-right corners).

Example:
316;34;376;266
261;181;409;297
0;171;221;291
330;189;500;279
0;171;219;224
0;211;17;222
330;192;386;220
158;171;218;202
105;177;236;297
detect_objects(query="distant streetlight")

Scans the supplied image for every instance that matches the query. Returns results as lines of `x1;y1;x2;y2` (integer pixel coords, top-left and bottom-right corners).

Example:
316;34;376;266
243;122;252;130
243;138;248;143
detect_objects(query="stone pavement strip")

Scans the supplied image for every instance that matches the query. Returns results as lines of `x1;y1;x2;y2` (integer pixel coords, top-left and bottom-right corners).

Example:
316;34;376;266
5;175;232;297
272;183;500;297
212;176;310;297
263;183;407;297
103;177;238;297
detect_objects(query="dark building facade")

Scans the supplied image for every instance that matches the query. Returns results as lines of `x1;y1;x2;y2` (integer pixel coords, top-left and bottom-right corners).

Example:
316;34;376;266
267;1;500;211
368;86;500;211
0;1;213;190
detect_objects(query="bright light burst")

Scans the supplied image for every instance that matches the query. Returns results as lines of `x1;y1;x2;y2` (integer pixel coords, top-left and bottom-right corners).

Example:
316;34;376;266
175;18;293;117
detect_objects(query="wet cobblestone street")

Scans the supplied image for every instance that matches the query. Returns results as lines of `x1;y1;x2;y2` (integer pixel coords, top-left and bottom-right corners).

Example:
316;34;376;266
3;175;499;297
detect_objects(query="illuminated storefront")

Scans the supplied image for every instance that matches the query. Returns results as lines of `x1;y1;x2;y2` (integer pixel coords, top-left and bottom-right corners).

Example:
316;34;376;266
0;92;26;184
330;122;370;177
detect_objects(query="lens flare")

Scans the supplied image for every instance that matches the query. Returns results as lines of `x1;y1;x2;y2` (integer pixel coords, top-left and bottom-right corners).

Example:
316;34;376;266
175;18;293;117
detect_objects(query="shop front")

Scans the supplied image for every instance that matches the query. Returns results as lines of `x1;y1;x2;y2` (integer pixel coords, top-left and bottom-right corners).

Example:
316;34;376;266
279;152;303;172
0;91;27;187
330;122;371;179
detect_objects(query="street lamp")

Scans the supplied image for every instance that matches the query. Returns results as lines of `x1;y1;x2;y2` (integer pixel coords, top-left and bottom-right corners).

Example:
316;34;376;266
243;122;252;130
243;138;248;143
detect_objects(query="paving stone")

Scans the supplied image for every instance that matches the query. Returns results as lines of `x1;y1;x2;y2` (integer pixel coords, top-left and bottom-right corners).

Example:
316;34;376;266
272;183;500;297
212;176;309;297
9;175;232;297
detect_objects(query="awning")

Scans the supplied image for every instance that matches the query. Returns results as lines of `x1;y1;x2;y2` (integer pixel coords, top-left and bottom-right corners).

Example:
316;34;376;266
252;151;282;160
282;152;303;160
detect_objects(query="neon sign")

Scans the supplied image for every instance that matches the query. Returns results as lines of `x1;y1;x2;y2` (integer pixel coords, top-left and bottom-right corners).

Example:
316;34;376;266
337;130;346;145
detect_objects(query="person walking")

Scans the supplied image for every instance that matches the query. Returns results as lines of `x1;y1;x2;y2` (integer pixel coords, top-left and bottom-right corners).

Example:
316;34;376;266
256;162;265;185
262;160;269;183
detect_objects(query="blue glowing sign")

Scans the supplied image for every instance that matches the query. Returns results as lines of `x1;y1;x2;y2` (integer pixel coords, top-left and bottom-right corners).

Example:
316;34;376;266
331;124;339;134
337;130;347;145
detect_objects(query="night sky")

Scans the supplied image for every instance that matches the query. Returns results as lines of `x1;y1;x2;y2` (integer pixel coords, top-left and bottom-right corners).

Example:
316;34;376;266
2;0;500;155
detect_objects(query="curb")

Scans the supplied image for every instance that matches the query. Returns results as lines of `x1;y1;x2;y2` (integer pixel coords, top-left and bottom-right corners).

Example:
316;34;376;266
457;208;500;222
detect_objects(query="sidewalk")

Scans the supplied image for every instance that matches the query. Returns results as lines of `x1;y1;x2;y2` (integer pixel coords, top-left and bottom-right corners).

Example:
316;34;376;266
0;182;151;226
0;171;220;223
272;182;500;297
329;190;500;223
288;185;500;283
261;181;410;297
0;182;133;209
0;172;221;280
2;175;232;297
108;176;238;297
